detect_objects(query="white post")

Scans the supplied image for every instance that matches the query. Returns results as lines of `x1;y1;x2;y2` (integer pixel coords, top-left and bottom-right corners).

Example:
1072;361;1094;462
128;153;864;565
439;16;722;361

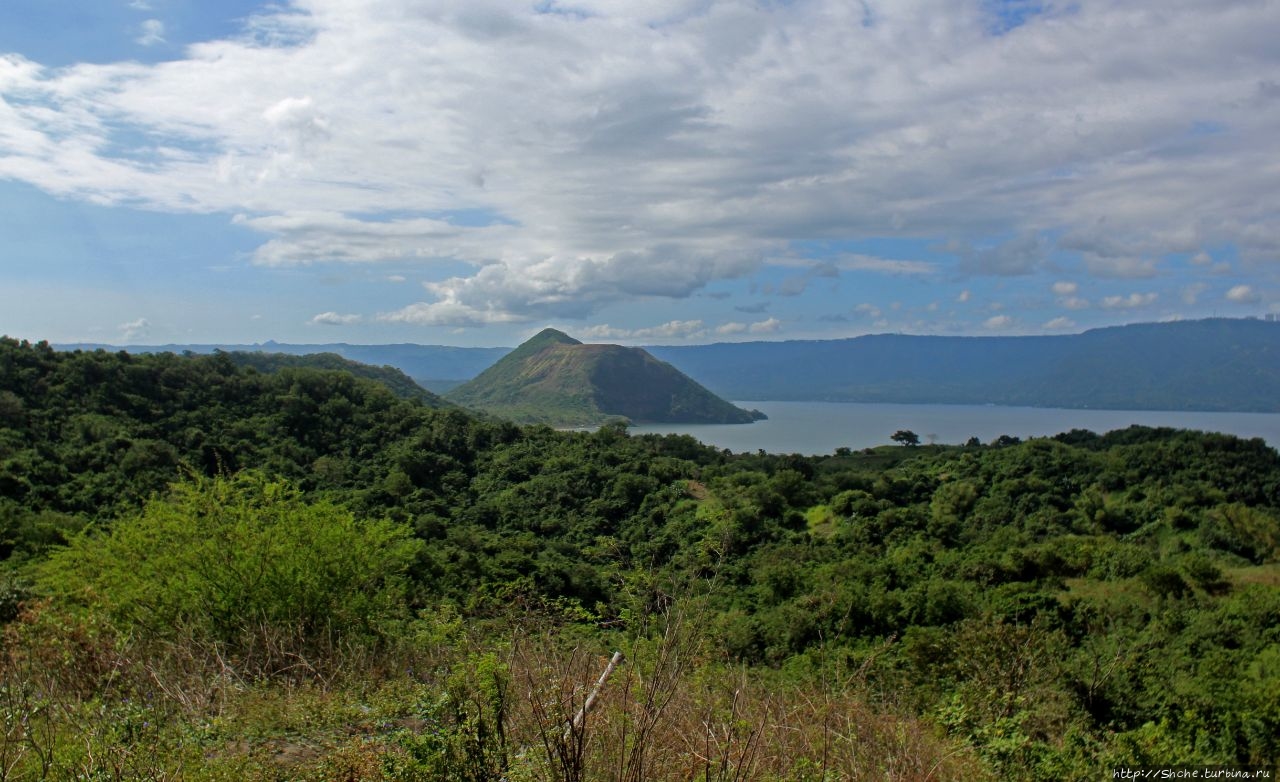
565;650;625;740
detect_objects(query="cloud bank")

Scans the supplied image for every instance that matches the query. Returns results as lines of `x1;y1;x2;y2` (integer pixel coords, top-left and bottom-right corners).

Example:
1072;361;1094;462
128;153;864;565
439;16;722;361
2;0;1278;328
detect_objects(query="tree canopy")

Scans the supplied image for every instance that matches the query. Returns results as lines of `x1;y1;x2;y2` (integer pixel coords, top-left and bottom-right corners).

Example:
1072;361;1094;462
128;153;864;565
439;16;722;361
891;429;921;446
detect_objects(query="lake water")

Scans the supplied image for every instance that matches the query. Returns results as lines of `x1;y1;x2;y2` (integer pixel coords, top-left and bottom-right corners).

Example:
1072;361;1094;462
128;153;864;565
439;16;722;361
627;401;1280;455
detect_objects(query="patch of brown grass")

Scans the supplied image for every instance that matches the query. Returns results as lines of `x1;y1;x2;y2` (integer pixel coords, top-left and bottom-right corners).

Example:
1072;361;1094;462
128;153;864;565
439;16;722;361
1224;563;1280;587
502;608;984;782
0;597;984;782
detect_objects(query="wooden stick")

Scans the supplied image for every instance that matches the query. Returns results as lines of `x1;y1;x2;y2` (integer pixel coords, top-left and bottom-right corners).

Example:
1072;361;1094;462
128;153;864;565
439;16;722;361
565;650;625;739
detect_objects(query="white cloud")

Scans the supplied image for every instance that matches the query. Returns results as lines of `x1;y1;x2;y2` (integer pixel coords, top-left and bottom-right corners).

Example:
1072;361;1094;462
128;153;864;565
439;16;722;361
1082;254;1160;280
235;212;476;266
768;254;933;275
0;0;1277;325
1226;284;1261;303
768;262;839;296
748;317;782;334
831;254;936;276
136;19;165;47
378;300;524;327
956;290;971;304
1101;292;1159;309
118;317;150;341
715;317;782;336
952;234;1047;277
984;315;1014;330
579;320;707;341
1051;281;1077;296
309;311;362;326
1043;316;1075;330
1061;296;1090;310
854;303;883;319
377;246;761;326
1182;282;1208;305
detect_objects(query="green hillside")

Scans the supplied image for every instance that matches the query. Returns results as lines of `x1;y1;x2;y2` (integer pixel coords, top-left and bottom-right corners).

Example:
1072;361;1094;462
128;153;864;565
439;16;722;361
446;328;764;425
58;340;512;391
3;336;1280;780
222;350;449;405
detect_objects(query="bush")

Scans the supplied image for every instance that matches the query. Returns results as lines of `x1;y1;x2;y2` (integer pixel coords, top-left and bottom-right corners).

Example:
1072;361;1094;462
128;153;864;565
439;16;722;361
35;474;422;673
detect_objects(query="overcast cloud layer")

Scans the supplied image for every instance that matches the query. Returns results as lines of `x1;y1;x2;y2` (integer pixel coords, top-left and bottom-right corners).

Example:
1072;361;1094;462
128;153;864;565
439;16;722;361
2;0;1279;342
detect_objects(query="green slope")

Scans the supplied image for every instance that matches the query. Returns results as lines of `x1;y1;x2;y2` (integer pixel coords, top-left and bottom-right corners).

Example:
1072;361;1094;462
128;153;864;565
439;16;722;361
56;340;512;390
221;350;449;406
446;328;763;426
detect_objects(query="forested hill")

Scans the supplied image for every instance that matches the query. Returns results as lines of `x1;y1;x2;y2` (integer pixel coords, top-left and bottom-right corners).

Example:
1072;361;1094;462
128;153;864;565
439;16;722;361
0;338;474;525
220;350;447;405
2;334;1280;778
648;318;1280;411
446;328;764;425
58;340;510;392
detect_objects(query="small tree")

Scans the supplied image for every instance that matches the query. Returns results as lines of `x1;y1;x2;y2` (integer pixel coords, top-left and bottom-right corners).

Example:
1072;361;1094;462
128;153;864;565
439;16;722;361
891;430;921;447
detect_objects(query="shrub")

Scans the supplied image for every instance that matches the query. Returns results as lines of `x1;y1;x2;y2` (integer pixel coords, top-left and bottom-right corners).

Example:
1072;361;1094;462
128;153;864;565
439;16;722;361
35;474;422;674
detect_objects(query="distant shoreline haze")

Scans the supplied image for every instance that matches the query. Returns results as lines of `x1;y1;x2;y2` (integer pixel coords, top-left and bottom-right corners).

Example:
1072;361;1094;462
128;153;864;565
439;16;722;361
54;317;1280;413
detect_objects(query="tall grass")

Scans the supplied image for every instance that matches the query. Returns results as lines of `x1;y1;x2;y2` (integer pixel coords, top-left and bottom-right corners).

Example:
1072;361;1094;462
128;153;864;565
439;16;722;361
0;595;983;781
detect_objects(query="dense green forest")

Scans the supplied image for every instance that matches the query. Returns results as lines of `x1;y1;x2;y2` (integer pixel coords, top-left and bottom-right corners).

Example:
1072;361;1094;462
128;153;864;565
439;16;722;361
1;336;1278;780
221;350;450;407
59;340;511;394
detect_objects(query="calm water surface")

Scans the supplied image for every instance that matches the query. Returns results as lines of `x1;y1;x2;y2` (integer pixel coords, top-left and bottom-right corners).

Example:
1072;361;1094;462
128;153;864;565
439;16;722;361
627;402;1280;455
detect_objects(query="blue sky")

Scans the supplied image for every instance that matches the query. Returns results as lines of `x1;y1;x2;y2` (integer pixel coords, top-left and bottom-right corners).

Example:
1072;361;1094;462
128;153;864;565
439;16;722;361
1;0;1278;347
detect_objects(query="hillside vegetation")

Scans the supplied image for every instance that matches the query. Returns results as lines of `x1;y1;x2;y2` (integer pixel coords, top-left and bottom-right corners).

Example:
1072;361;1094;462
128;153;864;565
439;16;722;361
59;340;511;392
446;328;762;426
1;336;1279;780
222;350;448;405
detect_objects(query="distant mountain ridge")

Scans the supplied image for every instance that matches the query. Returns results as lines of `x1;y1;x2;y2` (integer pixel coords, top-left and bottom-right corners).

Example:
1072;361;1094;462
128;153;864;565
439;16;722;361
648;318;1280;412
57;318;1280;413
445;328;764;426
